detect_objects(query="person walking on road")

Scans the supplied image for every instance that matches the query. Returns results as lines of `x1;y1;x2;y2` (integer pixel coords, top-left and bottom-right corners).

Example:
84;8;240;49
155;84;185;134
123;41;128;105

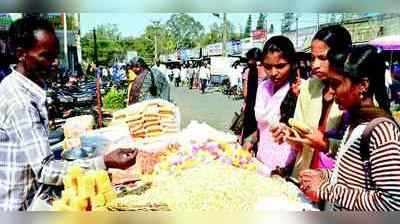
199;63;210;94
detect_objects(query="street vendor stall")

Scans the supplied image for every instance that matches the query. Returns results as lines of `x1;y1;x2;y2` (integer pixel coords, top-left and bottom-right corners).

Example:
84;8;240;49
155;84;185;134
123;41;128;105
44;99;317;211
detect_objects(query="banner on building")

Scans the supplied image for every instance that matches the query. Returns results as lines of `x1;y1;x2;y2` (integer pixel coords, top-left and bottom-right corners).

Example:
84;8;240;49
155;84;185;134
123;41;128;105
227;40;242;55
207;43;223;56
251;29;267;42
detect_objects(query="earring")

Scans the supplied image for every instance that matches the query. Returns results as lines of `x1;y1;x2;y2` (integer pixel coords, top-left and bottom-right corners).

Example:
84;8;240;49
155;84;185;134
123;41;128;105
360;92;364;99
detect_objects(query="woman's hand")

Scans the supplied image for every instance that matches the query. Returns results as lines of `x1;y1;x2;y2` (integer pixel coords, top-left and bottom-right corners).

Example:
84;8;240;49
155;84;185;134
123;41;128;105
299;169;324;202
270;123;290;145
302;128;328;152
242;141;254;153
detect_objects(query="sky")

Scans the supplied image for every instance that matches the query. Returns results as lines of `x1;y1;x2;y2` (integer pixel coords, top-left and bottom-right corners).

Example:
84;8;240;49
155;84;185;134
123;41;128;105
80;13;335;38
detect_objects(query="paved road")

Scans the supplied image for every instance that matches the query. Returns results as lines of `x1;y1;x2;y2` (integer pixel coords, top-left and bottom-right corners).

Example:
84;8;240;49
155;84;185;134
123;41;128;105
171;85;243;132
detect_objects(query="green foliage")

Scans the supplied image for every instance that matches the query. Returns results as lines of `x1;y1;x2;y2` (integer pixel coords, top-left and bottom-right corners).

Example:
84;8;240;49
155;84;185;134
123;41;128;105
256;13;266;30
244;15;252;38
200;20;239;47
81;24;125;66
281;12;295;33
166;13;205;49
269;24;274;34
200;22;221;46
47;14;77;30
102;87;127;110
81;14;243;66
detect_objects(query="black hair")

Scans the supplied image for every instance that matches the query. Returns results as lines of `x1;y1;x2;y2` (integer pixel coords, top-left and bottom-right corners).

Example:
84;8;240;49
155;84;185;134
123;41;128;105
262;35;297;82
329;45;391;114
296;52;312;79
313;25;352;52
241;48;262;143
7;15;59;64
261;35;299;124
246;47;262;62
129;56;157;96
129;56;147;68
327;48;350;75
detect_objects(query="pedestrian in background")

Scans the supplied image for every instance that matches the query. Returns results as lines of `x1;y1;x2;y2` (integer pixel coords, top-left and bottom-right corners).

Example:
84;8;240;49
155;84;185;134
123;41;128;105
173;65;181;87
199;63;210;94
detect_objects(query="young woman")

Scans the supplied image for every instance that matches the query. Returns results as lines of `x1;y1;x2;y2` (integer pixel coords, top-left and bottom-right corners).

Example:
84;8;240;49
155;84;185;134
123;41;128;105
271;25;353;180
243;36;300;176
299;45;400;211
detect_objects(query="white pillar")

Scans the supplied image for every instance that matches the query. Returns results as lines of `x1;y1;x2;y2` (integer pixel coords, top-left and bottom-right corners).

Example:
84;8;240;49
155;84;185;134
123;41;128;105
63;13;69;68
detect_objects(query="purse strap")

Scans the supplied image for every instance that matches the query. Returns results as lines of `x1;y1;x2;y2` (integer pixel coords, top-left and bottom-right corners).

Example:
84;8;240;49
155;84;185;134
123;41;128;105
360;117;400;190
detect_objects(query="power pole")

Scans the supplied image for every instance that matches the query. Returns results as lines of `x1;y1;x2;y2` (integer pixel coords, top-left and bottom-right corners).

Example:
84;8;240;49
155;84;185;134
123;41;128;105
154;33;158;62
223;12;227;57
296;15;299;49
317;13;320;30
63;13;69;69
93;28;98;65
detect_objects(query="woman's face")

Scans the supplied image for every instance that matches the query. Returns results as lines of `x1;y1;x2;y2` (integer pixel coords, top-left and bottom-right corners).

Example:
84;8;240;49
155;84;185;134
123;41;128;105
22;30;59;78
311;39;330;81
262;51;291;89
328;69;363;110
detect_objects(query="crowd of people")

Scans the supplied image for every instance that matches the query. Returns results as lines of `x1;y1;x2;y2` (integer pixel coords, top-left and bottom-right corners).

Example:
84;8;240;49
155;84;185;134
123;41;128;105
0;15;400;211
157;62;212;94
238;25;400;211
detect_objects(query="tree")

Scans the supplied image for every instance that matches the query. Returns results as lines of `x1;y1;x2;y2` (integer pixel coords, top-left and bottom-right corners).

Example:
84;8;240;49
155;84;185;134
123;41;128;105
81;24;125;66
200;22;222;46
256;13;266;30
269;24;274;34
166;13;204;49
200;20;239;47
244;14;252;38
281;12;295;33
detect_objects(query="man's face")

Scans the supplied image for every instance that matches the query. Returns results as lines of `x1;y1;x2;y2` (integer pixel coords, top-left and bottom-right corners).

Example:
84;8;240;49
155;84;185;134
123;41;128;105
22;30;59;80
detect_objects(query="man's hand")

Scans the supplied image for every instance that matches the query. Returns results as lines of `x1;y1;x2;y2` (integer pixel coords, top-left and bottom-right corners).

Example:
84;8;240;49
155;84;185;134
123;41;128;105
104;148;138;170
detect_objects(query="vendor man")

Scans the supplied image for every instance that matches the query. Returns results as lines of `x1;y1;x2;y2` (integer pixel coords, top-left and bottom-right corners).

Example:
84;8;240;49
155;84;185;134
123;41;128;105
0;16;137;211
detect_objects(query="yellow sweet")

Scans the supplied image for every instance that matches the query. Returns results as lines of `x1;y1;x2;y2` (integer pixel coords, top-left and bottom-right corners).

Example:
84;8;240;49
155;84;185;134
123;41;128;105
91;194;106;208
68;165;83;179
70;196;89;211
94;170;113;194
55;167;117;211
62;175;76;194
103;191;117;204
61;188;76;204
78;174;96;198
